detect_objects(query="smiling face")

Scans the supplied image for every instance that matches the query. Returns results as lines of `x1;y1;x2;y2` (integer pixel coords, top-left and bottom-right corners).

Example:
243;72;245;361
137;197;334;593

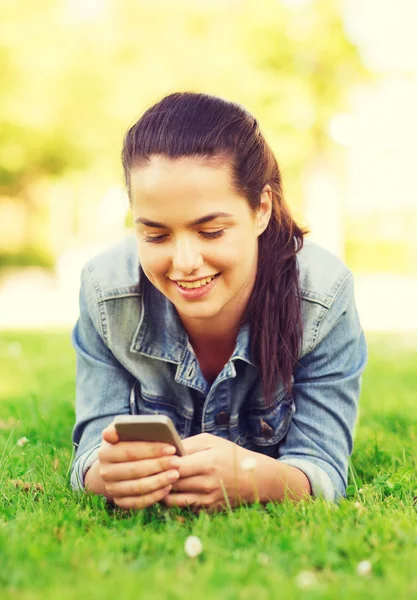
130;156;271;333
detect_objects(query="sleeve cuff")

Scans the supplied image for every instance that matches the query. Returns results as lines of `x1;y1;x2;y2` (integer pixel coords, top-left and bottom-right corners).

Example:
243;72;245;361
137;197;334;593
277;457;336;501
70;446;101;491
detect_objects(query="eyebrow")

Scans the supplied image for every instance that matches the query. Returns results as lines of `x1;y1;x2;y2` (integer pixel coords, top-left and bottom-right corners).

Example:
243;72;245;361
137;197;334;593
134;212;234;228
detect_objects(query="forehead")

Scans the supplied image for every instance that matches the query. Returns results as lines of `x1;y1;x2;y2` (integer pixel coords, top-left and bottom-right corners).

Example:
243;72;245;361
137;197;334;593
130;156;241;212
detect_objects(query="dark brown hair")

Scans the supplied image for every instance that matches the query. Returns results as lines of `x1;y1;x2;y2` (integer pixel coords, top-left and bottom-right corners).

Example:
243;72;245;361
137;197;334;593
122;92;307;407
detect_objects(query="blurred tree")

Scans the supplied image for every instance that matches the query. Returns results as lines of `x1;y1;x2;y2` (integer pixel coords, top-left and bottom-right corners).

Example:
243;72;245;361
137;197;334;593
0;0;366;261
236;0;368;206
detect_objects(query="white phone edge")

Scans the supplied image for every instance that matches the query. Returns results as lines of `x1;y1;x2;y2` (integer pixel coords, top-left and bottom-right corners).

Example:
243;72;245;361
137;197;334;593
112;414;185;456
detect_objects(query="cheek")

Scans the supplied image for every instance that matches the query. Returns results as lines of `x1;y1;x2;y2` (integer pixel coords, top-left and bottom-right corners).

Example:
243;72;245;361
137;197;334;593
216;242;256;273
137;244;169;277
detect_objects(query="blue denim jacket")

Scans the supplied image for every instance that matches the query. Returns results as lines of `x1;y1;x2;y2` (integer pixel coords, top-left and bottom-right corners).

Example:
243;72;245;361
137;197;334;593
70;235;367;501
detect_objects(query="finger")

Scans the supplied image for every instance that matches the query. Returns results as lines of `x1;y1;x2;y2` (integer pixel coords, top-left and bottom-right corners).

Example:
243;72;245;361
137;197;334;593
114;484;173;510
169;448;211;479
163;492;212;509
102;424;119;444
99;440;176;464
182;433;214;455
164;493;228;513
170;475;209;494
106;468;180;498
100;455;182;482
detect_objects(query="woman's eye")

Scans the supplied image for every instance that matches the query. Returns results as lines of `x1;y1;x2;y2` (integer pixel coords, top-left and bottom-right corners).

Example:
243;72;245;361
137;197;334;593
143;234;167;244
143;230;225;243
200;230;225;239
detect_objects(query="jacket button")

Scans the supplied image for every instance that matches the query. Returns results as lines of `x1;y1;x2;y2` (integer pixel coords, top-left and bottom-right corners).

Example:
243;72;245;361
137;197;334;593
215;411;230;426
259;418;274;439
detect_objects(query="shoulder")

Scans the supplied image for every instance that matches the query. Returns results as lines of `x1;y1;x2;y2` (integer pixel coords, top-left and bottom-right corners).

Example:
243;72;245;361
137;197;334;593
296;237;352;309
296;238;357;357
82;234;141;300
78;235;142;348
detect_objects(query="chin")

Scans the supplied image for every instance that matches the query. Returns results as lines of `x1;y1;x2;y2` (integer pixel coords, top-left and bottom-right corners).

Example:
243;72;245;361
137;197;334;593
179;303;222;319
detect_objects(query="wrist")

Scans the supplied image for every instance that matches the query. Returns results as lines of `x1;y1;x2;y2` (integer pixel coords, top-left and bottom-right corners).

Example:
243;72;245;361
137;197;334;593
252;454;312;504
84;459;114;502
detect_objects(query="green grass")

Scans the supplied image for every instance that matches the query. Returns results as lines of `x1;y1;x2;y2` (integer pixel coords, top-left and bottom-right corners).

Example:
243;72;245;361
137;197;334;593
0;331;416;599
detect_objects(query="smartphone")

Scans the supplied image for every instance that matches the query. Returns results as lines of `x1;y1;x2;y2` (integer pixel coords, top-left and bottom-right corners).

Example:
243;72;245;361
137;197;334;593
112;415;185;456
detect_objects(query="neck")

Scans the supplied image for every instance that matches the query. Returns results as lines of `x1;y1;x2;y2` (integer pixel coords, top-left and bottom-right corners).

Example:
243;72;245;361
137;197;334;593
184;317;239;354
177;266;256;357
179;306;243;357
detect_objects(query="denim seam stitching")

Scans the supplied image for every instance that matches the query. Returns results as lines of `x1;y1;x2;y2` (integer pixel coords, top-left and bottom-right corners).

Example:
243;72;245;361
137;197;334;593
84;264;108;346
299;290;331;308
314;272;353;347
88;265;110;346
301;303;326;356
138;393;194;419
98;291;141;302
93;279;141;301
303;270;353;355
327;270;352;307
299;268;351;309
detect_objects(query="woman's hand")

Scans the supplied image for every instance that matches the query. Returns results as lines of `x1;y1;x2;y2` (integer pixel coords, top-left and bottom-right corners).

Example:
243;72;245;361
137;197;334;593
161;433;271;513
97;424;182;510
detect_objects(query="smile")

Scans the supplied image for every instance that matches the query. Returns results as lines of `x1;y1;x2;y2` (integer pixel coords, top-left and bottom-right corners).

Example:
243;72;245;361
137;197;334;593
176;274;219;289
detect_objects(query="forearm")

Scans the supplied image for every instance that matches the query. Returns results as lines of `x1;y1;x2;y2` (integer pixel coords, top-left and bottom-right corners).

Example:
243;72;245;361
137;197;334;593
257;455;312;503
84;459;115;503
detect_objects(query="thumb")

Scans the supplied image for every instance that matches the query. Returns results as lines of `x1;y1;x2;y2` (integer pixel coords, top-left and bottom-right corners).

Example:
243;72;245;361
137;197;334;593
102;423;119;444
182;433;213;455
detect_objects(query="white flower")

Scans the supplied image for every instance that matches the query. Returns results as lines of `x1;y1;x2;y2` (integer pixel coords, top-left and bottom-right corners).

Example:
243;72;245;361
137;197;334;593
295;570;317;589
184;535;203;558
17;437;29;447
355;501;362;509
240;456;257;472
357;560;372;576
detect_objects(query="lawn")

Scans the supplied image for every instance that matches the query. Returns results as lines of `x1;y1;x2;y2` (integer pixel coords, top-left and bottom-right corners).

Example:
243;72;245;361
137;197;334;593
0;331;416;599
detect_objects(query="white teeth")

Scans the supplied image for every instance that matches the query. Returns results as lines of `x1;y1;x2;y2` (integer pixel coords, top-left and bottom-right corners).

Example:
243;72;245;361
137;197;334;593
177;275;216;289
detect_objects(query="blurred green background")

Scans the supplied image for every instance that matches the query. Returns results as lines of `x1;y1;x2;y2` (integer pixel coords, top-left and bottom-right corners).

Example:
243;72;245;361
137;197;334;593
1;0;416;331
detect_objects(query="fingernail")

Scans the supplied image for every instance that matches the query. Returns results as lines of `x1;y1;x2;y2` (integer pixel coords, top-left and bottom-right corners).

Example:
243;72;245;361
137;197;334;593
163;446;176;455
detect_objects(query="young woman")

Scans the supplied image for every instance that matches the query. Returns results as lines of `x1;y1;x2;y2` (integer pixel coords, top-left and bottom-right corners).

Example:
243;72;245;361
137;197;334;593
70;92;367;512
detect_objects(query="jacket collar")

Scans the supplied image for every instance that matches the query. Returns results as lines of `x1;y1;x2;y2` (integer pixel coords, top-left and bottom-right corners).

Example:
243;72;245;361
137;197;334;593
130;275;257;367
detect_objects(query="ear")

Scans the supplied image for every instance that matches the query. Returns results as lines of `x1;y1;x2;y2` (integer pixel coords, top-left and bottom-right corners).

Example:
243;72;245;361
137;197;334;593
255;185;272;236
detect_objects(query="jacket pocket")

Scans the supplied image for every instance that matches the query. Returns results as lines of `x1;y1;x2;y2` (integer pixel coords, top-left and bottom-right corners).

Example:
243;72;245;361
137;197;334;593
238;391;296;457
130;381;191;439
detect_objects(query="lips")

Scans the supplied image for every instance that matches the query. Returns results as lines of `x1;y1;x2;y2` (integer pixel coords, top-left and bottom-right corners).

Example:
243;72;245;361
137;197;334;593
174;273;219;284
173;272;220;299
176;273;220;289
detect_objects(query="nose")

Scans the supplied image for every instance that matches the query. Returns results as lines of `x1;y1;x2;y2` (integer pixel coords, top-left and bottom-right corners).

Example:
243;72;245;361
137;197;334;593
172;235;203;275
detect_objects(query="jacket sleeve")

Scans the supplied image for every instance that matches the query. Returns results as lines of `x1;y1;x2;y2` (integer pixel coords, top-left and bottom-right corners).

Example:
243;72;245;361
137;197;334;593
277;272;367;501
70;264;135;491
